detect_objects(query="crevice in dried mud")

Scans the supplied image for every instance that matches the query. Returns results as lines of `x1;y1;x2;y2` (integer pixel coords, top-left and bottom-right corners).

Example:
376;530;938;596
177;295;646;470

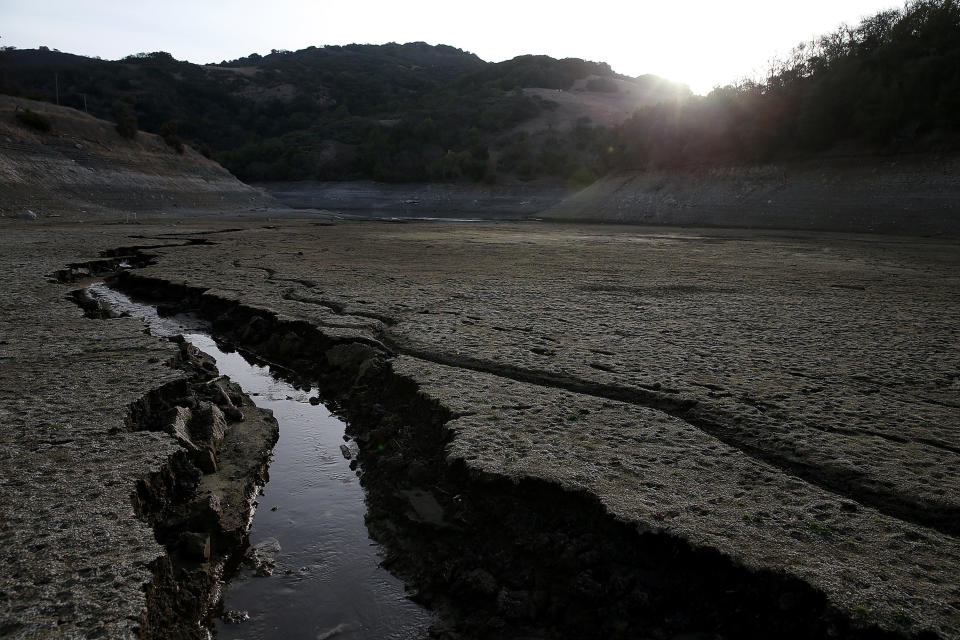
58;263;278;639
98;257;931;639
122;338;278;640
282;289;399;326
383;343;960;538
128;229;246;239
270;282;958;537
51;240;217;284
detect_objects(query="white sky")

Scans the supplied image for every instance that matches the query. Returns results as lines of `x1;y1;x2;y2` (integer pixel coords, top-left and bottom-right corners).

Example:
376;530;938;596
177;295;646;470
2;0;900;94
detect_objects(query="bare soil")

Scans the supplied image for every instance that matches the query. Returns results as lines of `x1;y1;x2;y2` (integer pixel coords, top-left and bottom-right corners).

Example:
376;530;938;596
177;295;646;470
2;218;954;638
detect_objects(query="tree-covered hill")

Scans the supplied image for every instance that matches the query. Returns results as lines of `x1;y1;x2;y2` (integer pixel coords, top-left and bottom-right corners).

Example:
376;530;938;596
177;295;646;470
2;0;957;185
0;43;656;184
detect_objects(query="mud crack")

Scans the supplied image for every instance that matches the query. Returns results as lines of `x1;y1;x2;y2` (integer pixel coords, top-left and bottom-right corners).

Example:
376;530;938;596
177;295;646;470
58;261;279;639
69;245;950;639
382;342;960;538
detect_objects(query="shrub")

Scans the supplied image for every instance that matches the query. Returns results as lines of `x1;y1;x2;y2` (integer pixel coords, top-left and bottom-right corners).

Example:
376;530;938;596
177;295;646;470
15;108;52;132
112;99;138;138
585;77;618;93
159;120;184;154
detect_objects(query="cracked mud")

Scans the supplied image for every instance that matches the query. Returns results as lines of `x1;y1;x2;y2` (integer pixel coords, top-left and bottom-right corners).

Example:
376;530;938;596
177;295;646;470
0;219;958;639
85;284;431;638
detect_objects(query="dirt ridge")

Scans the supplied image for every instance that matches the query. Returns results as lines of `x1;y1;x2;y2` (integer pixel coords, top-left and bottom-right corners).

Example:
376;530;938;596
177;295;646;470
212;253;958;536
56;261;281;639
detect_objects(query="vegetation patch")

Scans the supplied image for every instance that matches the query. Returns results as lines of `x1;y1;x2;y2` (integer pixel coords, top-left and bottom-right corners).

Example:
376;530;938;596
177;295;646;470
14;107;52;132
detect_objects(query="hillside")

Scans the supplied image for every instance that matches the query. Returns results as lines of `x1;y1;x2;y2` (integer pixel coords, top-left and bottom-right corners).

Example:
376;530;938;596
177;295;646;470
539;0;960;235
0;45;686;185
0;95;277;218
2;0;957;202
519;75;690;134
606;0;960;171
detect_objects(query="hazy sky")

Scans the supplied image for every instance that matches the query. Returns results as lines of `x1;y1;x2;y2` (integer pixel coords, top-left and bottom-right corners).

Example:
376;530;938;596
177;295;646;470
2;0;900;94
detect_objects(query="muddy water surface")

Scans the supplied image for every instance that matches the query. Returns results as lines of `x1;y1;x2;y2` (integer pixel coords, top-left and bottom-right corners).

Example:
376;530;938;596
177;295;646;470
88;284;432;639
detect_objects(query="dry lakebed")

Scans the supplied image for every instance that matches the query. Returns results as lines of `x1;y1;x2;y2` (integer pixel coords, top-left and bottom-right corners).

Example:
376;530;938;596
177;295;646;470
0;218;957;639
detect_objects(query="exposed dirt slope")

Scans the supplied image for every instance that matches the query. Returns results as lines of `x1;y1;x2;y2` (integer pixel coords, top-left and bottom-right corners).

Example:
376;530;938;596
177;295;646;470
0;95;278;219
544;154;960;235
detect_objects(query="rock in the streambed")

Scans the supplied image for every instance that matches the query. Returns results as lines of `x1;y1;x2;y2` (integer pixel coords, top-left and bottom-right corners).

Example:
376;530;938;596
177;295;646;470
179;531;211;562
168;406;196;451
211;379;245;421
399;489;448;527
191;401;229;448
15;209;37;220
339;441;359;460
222;609;250;624
244;537;281;576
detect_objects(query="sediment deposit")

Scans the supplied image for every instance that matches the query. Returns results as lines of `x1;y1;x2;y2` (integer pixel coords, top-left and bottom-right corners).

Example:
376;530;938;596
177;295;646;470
2;219;954;638
0;227;279;639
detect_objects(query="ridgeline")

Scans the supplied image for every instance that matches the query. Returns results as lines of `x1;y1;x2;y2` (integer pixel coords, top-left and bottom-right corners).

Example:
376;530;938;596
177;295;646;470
0;43;685;185
1;0;957;190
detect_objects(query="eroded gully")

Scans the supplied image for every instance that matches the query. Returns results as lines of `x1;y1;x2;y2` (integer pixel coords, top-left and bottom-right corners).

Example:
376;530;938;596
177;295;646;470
86;283;432;639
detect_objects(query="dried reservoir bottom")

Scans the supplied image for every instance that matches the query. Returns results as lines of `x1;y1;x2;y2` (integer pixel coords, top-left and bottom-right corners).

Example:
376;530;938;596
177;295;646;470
67;262;921;640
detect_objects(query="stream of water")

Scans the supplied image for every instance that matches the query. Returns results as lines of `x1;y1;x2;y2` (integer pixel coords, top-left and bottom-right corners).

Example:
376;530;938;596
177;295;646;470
87;283;432;639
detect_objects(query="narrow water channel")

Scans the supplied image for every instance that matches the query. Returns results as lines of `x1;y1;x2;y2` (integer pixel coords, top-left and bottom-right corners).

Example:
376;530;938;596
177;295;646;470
87;284;432;639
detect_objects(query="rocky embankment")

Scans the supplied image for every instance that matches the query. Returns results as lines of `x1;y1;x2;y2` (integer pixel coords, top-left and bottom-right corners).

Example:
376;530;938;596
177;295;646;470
0;95;279;219
544;154;960;235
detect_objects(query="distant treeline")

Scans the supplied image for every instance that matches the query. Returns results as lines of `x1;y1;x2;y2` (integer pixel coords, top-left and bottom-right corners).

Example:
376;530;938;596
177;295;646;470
1;0;957;184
